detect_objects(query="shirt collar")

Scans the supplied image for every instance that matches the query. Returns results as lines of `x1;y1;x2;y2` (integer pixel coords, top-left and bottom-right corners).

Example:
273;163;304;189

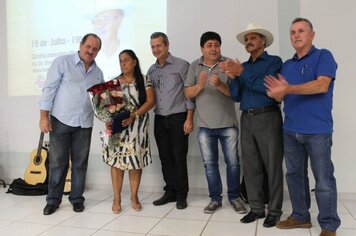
75;51;97;67
154;53;173;67
198;55;226;68
247;51;269;63
293;45;316;61
74;51;81;65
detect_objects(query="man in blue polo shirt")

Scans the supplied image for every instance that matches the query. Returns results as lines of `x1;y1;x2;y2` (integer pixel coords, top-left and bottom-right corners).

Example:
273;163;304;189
265;18;341;236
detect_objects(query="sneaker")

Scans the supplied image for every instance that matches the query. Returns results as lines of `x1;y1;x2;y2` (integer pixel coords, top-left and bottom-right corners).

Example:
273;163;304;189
204;201;222;214
230;197;247;214
276;216;312;229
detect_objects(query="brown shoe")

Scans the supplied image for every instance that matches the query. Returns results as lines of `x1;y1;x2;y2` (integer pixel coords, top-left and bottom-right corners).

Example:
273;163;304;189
320;229;336;236
276;216;312;229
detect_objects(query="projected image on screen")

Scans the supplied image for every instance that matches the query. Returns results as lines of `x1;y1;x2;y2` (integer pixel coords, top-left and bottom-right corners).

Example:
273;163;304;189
7;0;166;96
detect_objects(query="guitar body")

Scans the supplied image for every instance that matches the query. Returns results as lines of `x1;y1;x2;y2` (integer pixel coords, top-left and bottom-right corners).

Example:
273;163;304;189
24;147;48;185
64;160;72;194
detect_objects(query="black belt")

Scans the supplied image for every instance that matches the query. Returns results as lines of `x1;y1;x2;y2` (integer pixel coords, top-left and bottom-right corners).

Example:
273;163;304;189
242;105;280;115
156;112;187;118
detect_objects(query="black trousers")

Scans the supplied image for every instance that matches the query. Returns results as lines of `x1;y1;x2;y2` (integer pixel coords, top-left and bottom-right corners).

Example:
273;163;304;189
154;112;189;200
241;109;284;216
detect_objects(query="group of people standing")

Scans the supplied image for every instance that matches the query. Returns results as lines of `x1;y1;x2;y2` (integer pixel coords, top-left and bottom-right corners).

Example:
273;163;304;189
39;17;340;236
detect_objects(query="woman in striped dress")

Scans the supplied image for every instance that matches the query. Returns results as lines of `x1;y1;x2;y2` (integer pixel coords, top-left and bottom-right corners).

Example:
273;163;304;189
102;49;155;213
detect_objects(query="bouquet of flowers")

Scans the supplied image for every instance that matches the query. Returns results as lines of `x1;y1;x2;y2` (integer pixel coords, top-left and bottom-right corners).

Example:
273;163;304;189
88;79;130;146
88;79;127;122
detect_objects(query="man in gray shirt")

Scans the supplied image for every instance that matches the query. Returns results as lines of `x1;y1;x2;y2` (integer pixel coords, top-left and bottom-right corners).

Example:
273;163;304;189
184;31;246;214
147;32;194;209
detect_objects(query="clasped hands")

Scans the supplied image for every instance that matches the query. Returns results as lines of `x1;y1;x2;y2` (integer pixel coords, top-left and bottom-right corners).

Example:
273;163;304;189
197;59;244;89
197;59;289;102
197;71;220;89
264;74;289;102
218;59;244;79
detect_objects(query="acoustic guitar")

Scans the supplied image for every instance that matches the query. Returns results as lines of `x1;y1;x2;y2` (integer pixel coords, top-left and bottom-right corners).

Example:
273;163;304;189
24;132;48;185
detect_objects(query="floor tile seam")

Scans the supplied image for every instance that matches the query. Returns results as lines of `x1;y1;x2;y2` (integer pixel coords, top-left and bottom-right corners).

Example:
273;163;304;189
145;204;178;235
198;214;213;236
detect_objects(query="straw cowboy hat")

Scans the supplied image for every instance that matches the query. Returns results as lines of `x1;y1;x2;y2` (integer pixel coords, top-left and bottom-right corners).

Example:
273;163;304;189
84;0;132;18
236;23;274;47
93;0;130;14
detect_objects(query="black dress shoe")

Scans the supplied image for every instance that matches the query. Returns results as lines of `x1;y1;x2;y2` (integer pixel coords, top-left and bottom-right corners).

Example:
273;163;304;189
263;214;280;228
153;195;177;206
43;204;58;215
73;202;85;212
176;200;187;209
240;211;266;223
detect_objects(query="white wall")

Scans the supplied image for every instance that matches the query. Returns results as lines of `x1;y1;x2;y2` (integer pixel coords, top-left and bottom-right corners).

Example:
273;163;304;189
0;0;355;194
299;0;356;193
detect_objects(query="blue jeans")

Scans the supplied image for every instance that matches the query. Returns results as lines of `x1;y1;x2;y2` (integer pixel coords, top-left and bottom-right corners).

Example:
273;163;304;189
47;116;92;206
284;130;341;231
197;127;241;202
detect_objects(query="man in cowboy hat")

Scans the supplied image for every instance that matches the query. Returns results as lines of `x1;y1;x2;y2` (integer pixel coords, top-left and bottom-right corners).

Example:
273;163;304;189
220;23;283;227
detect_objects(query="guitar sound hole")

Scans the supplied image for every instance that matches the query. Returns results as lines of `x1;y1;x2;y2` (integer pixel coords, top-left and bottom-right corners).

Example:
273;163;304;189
34;156;42;165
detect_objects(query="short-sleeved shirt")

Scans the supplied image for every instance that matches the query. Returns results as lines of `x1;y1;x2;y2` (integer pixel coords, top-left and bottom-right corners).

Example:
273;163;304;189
281;46;337;134
147;53;195;116
185;56;238;129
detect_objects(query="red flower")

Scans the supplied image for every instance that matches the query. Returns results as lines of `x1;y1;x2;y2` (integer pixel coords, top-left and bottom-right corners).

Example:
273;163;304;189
88;79;129;124
87;79;120;94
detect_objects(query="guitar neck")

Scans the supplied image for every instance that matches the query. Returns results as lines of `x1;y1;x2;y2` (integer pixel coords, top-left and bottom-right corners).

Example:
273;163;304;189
36;132;45;157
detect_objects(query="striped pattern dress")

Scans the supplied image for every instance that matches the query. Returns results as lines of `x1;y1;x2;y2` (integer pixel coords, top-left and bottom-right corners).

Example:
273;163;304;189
101;77;152;170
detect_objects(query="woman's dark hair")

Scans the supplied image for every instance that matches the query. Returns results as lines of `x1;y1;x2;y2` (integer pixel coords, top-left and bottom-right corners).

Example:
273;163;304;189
119;49;146;106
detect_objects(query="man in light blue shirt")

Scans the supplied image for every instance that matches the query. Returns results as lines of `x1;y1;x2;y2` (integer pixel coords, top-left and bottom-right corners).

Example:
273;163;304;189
39;33;104;215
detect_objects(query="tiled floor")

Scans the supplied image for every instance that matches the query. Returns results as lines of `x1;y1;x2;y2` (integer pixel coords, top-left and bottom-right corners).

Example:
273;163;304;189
0;187;355;236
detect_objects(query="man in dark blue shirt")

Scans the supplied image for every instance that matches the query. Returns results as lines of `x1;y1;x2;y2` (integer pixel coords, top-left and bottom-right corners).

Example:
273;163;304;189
221;23;283;228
